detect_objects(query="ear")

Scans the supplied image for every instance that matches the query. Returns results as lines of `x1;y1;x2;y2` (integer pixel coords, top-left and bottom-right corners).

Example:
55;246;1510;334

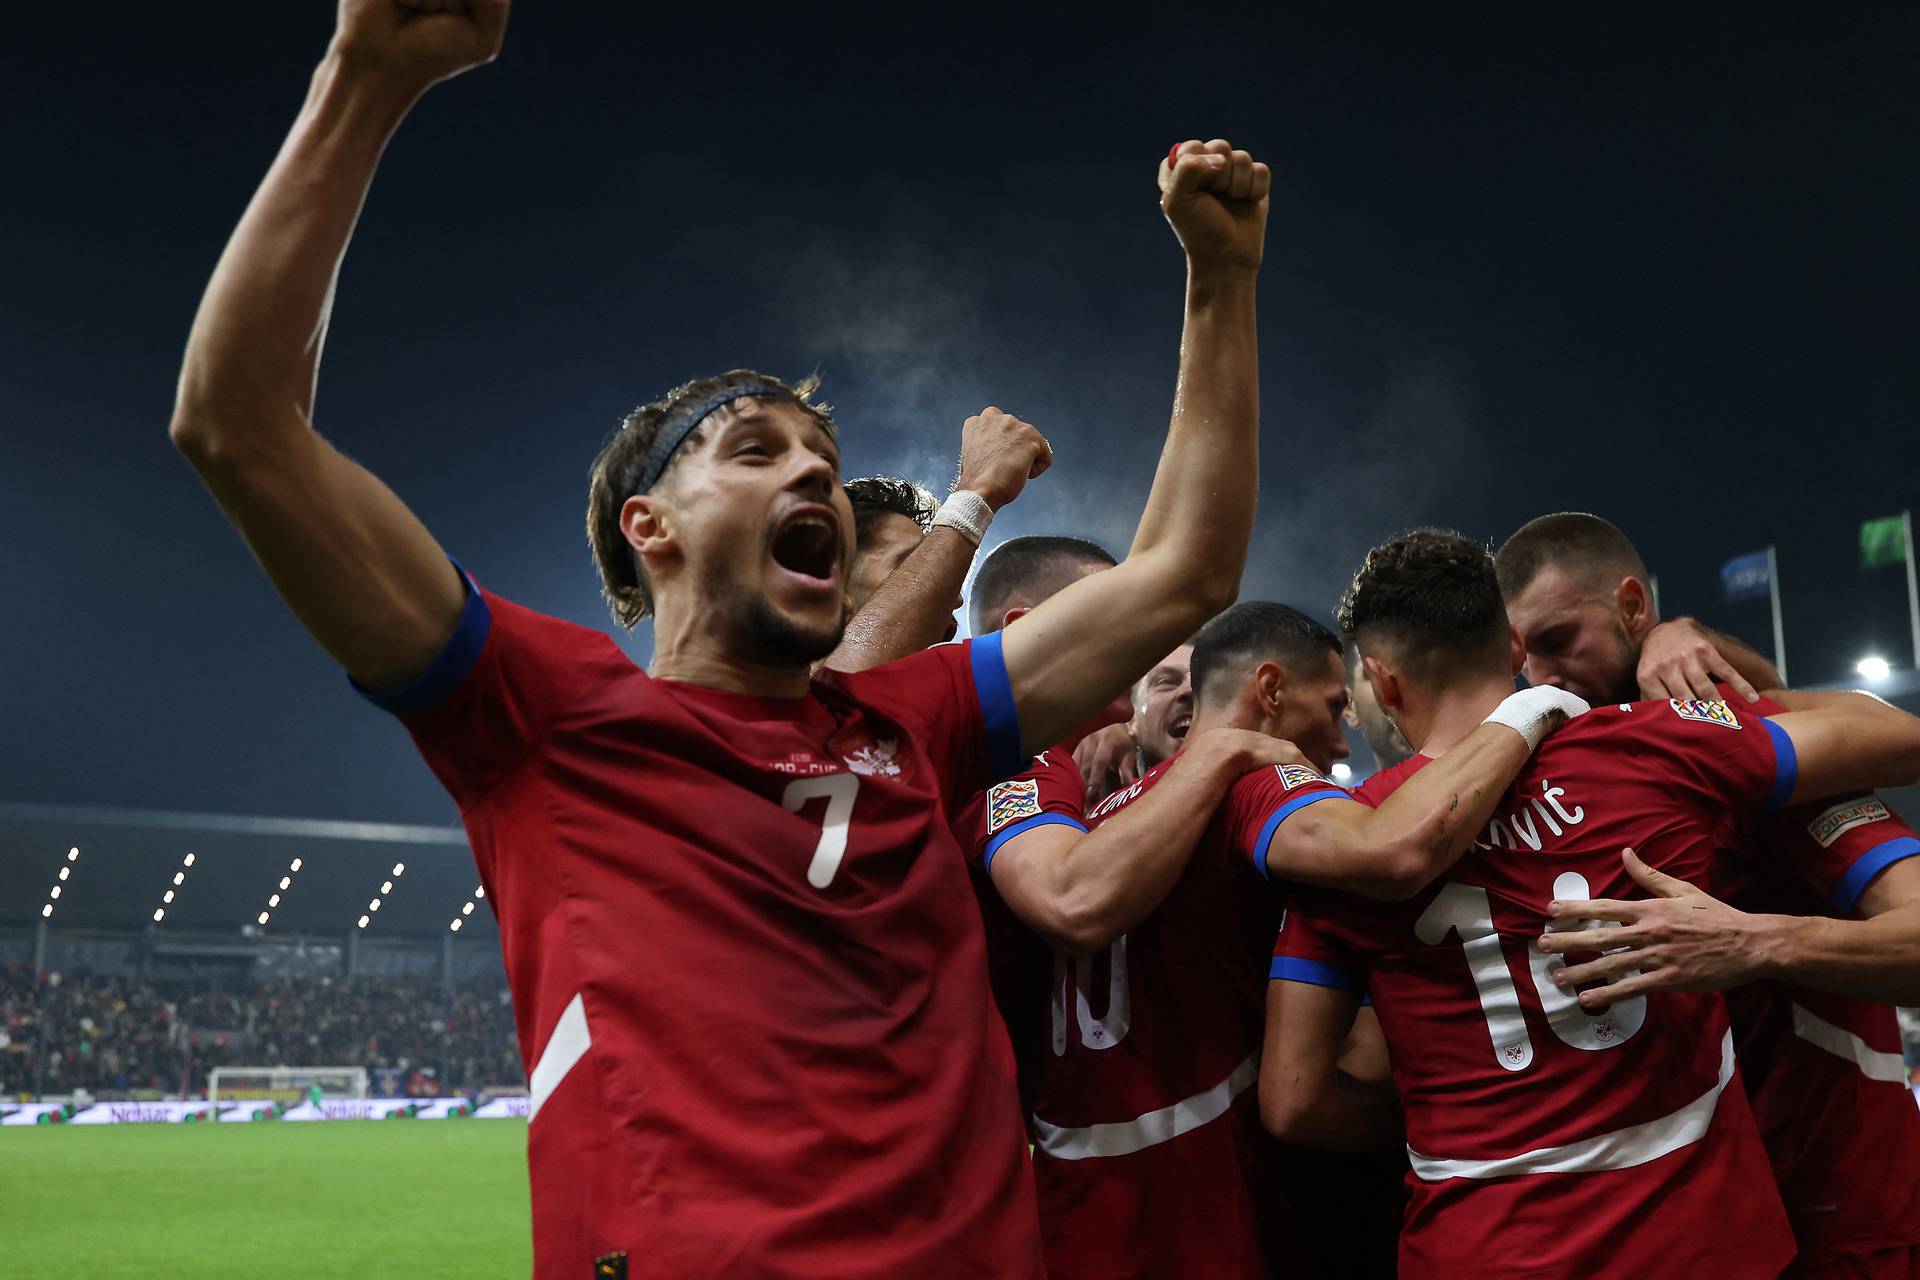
1000;605;1030;631
1361;654;1403;714
620;493;675;563
1255;660;1288;710
1614;576;1654;636
1509;625;1527;678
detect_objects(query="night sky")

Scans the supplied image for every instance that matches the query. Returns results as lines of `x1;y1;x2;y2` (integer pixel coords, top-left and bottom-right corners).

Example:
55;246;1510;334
6;3;1917;852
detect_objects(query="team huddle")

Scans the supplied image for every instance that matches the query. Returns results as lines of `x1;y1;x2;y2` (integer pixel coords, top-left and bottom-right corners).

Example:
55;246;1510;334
167;4;1920;1278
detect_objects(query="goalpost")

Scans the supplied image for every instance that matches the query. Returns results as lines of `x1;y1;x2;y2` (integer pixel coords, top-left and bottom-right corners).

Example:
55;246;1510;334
207;1066;370;1107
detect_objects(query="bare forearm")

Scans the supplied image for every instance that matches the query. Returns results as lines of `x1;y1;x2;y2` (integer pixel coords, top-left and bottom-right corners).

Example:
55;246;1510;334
1277;724;1531;898
1756;905;1920;1005
174;56;415;445
822;528;972;673
1779;696;1920;802
1019;746;1244;955
1263;1067;1401;1151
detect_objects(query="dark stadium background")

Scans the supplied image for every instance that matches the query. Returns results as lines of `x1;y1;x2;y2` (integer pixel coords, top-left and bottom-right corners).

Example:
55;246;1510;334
3;3;1917;937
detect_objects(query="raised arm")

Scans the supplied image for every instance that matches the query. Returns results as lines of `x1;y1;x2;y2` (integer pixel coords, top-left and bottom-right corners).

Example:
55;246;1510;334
823;410;1050;673
169;2;507;692
1636;617;1780;703
991;730;1305;955
1771;693;1920;803
999;140;1267;755
1263;687;1587;900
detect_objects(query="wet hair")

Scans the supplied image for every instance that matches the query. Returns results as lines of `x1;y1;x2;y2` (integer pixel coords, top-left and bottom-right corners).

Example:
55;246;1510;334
586;370;834;629
1338;528;1511;682
844;476;938;546
969;535;1116;636
1190;601;1342;705
1495;512;1649;602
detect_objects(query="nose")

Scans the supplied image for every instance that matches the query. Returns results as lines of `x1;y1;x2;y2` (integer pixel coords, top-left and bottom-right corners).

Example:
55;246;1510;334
788;447;836;502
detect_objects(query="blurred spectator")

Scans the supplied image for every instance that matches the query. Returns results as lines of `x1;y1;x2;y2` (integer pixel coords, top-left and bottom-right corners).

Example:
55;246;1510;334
0;964;520;1096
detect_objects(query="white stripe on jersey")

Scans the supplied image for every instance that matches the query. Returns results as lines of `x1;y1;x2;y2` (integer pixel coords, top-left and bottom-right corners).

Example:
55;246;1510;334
1792;1002;1906;1084
1029;1051;1258;1161
1407;1029;1735;1181
528;992;591;1123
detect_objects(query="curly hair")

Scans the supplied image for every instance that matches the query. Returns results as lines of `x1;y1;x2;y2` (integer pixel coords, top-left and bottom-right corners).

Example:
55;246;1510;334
844;475;939;545
585;370;835;629
1338;528;1511;678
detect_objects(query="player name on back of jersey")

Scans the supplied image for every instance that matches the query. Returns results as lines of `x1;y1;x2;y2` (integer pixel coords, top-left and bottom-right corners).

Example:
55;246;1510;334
1469;782;1587;854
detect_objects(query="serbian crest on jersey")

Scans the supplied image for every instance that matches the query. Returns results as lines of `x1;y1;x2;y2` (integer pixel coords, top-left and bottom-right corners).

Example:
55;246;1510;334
1669;698;1741;729
987;778;1043;833
827;726;911;780
1275;762;1325;790
1808;796;1892;848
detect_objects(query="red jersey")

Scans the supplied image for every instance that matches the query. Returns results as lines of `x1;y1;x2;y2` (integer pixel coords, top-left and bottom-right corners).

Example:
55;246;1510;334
1270;699;1799;1280
362;576;1044;1279
1717;698;1920;1267
956;739;1092;1114
992;753;1297;1279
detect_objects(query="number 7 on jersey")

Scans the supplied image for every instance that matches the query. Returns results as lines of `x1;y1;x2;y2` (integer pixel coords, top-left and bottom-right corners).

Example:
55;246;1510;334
783;774;860;889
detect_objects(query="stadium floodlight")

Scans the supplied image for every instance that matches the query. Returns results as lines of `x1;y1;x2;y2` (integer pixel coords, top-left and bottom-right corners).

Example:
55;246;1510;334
475;886;484;899
356;914;370;929
462;901;474;916
153;908;165;922
162;890;174;903
1331;762;1353;782
68;847;79;861
41;904;52;918
45;845;82;920
268;894;280;907
279;876;291;890
1858;655;1893;682
290;858;302;872
172;872;185;886
450;918;463;932
183;852;195;867
381;880;393;894
392;862;406;877
368;899;381;912
58;866;69;881
49;886;60;900
257;912;269;925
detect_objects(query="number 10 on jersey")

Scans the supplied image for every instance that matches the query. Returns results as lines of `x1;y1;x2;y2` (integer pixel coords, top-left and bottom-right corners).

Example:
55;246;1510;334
1414;875;1647;1071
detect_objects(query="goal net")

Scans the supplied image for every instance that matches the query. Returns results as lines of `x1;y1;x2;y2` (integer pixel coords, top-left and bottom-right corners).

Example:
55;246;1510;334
207;1066;370;1106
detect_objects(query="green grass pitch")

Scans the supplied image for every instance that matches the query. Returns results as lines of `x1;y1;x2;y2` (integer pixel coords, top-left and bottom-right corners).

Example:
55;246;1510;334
4;1119;532;1277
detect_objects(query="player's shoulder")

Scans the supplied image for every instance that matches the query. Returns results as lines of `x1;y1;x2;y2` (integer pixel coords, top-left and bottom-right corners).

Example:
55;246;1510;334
1353;754;1429;805
1228;758;1344;804
1088;754;1176;823
818;638;972;710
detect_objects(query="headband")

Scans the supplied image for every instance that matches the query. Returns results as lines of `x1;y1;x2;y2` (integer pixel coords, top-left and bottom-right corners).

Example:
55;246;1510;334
633;379;791;494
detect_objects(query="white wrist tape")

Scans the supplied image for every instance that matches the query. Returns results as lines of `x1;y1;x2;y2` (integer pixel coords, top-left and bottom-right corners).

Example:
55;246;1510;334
1483;686;1591;751
932;489;994;547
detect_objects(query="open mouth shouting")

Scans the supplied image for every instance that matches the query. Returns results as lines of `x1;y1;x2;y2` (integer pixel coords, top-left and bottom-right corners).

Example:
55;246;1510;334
767;504;845;599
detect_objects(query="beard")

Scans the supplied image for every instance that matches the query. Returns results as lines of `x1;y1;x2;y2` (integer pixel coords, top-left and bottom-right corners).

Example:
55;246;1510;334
707;585;846;668
1606;622;1641;703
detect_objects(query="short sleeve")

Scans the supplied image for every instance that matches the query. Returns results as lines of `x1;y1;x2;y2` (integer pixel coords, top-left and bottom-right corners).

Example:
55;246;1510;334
1269;902;1365;992
976;748;1089;872
832;634;1026;811
1627;698;1795;816
354;569;618;807
1761;793;1920;913
1221;764;1357;882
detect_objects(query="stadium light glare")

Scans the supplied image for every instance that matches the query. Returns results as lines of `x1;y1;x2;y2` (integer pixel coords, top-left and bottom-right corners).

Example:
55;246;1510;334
41;903;53;918
1858;655;1893;682
1331;762;1353;781
450;918;463;932
68;847;79;861
183;853;195;867
50;886;61;899
153;908;165;922
381;880;393;895
392;862;405;877
461;902;474;916
258;912;270;925
162;890;174;904
357;914;370;929
172;872;185;886
269;894;280;907
368;899;381;912
58;867;69;881
279;876;292;890
474;886;484;899
290;858;303;872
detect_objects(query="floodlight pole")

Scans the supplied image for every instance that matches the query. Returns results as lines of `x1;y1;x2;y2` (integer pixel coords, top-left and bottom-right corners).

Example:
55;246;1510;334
1903;510;1920;671
1766;545;1788;687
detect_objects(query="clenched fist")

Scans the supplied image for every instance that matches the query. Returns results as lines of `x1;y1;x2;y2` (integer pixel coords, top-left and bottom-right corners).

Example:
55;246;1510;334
331;0;509;92
1160;139;1271;278
954;407;1053;512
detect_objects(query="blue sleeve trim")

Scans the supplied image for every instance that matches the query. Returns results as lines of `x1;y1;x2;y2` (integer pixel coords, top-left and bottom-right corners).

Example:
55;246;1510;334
1268;956;1364;991
983;813;1087;871
1833;836;1920;913
1248;791;1351;881
969;632;1027;780
1759;717;1798;814
350;562;491;716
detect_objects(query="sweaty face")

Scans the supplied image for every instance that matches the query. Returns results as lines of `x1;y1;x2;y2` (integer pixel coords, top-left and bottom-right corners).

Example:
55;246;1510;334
1271;650;1353;775
1132;644;1194;768
1506;566;1637;703
847;513;926;618
652;399;855;665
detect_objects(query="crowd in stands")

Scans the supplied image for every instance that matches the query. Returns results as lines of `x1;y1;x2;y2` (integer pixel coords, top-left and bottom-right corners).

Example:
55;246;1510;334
0;965;521;1096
